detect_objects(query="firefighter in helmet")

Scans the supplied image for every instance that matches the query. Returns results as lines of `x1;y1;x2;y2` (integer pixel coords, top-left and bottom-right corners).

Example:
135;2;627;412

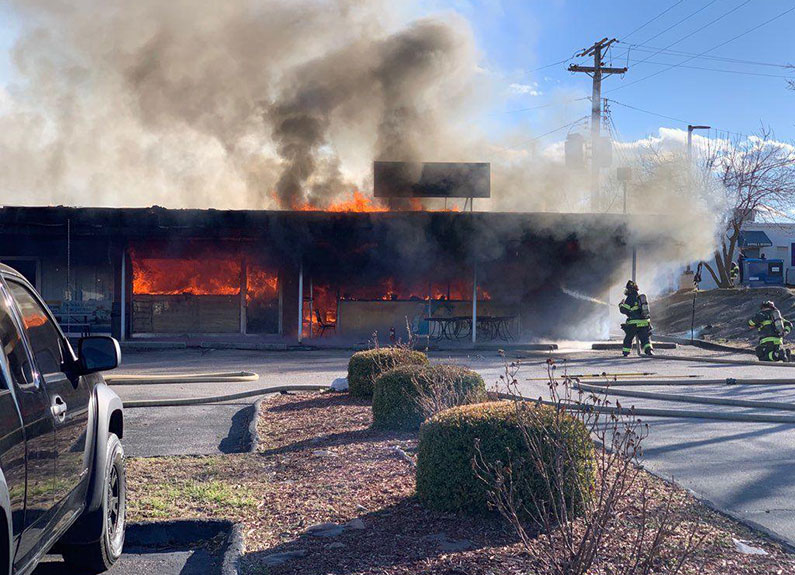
730;261;740;287
748;301;792;362
619;280;654;357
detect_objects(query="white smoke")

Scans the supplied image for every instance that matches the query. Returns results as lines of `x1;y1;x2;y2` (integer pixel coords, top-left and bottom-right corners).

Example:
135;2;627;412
0;0;731;283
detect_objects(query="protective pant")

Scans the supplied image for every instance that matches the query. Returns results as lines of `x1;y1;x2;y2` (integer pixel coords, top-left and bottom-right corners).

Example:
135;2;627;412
756;341;789;362
622;325;653;355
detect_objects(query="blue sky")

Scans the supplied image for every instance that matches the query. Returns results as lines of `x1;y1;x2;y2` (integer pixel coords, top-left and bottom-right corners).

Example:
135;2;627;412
425;0;795;143
1;1;793;146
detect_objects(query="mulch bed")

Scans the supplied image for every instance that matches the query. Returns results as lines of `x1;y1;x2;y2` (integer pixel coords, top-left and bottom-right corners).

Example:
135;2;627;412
127;391;795;575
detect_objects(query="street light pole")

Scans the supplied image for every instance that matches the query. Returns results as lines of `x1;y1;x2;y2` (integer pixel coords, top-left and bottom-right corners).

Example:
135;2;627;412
687;124;710;161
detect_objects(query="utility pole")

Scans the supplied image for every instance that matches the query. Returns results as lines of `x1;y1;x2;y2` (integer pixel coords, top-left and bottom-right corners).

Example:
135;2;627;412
569;38;627;211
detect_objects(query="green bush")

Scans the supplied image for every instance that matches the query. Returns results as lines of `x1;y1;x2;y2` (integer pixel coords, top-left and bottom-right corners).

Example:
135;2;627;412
416;401;595;516
347;348;428;398
372;364;487;431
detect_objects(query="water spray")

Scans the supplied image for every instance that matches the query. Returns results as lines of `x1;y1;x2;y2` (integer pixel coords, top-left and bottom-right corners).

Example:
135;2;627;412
560;286;609;306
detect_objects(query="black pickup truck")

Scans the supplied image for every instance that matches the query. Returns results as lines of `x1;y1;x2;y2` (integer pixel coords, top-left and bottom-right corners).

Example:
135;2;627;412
0;264;125;574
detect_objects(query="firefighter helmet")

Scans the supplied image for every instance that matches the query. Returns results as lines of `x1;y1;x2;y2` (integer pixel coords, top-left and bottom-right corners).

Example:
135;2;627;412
625;280;639;292
761;300;776;310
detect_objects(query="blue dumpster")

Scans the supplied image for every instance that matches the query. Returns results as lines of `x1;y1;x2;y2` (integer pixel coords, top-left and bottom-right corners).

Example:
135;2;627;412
742;258;784;287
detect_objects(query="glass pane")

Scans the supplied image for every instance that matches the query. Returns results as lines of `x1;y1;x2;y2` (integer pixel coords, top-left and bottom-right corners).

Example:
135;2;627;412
0;292;34;388
7;282;64;377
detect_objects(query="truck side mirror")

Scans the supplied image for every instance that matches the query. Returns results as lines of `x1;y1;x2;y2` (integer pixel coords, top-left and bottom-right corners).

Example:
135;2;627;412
78;336;121;374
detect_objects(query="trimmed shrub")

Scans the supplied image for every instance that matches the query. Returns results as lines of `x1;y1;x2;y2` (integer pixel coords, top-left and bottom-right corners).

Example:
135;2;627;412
416;401;595;516
372;364;487;431
347;348;428;398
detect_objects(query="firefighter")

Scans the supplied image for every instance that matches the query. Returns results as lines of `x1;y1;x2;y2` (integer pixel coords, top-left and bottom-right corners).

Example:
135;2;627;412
748;301;792;362
730;261;740;287
619;280;654;357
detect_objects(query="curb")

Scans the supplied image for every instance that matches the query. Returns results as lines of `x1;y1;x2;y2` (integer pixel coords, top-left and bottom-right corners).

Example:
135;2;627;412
642;471;795;553
221;523;245;575
126;518;234;546
246;397;266;453
199;341;289;351
125;519;244;575
121;342;188;351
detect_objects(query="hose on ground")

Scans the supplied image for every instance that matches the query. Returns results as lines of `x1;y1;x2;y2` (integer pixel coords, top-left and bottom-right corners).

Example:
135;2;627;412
123;384;328;408
573;380;795;412
647;355;795;368
581;378;795;386
492;391;795;424
106;371;259;385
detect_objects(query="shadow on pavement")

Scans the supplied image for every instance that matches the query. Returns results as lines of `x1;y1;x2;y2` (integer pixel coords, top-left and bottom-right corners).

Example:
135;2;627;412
35;520;235;575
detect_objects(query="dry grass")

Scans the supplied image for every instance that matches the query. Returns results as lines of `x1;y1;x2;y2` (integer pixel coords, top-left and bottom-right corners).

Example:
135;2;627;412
126;392;795;575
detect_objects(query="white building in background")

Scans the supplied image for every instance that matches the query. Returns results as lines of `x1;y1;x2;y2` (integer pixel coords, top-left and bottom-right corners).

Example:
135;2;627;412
695;221;795;290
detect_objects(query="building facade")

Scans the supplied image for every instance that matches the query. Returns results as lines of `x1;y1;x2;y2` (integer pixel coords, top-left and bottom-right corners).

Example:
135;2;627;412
0;206;647;343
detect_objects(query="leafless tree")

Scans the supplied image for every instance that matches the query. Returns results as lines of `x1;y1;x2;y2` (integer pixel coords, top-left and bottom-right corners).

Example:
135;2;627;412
701;128;795;287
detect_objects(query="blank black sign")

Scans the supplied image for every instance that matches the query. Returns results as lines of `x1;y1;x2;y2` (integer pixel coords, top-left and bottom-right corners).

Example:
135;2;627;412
374;162;490;198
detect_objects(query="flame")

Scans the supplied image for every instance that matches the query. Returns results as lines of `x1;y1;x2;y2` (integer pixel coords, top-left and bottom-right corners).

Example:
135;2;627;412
285;190;437;212
247;267;279;301
130;247;278;300
303;277;489;335
291;190;386;213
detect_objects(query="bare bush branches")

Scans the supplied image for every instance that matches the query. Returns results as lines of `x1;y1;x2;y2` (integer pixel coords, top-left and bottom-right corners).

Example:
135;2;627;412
475;357;705;575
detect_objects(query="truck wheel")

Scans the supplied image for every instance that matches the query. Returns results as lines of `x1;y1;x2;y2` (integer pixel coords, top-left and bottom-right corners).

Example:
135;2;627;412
62;433;126;573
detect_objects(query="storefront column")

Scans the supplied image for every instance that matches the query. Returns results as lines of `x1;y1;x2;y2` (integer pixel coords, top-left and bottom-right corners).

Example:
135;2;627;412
471;263;478;344
297;262;304;344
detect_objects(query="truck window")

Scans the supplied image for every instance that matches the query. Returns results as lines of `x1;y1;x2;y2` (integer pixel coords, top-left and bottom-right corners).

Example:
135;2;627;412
0;292;35;387
7;281;64;378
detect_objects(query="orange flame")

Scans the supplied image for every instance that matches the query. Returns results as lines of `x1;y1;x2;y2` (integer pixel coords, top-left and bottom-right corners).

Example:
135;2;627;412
285;190;438;212
130;247;278;300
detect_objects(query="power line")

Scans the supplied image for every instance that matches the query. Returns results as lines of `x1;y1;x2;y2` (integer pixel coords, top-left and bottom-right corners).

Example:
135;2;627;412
607;5;795;94
606;98;752;139
530;54;577;72
619;1;686;41
632;59;794;79
498;116;589;152
628;0;752;68
625;0;721;48
607;98;690;125
622;44;792;69
495;96;589;116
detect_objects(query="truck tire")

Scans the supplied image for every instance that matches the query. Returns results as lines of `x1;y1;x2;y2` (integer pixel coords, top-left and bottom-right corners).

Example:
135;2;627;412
61;433;125;573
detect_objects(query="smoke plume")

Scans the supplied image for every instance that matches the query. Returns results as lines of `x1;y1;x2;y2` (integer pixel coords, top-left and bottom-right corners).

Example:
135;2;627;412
0;0;722;284
0;0;479;209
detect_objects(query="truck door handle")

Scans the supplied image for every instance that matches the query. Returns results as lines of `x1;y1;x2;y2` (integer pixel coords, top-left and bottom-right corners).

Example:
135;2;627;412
51;395;67;420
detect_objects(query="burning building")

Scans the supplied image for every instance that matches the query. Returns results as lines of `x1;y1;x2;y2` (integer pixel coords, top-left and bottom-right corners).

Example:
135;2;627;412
0;204;657;344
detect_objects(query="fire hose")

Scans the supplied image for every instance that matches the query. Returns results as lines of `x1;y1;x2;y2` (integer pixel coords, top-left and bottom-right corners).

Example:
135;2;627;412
105;371;260;385
494;387;795;425
122;384;329;408
104;371;328;408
